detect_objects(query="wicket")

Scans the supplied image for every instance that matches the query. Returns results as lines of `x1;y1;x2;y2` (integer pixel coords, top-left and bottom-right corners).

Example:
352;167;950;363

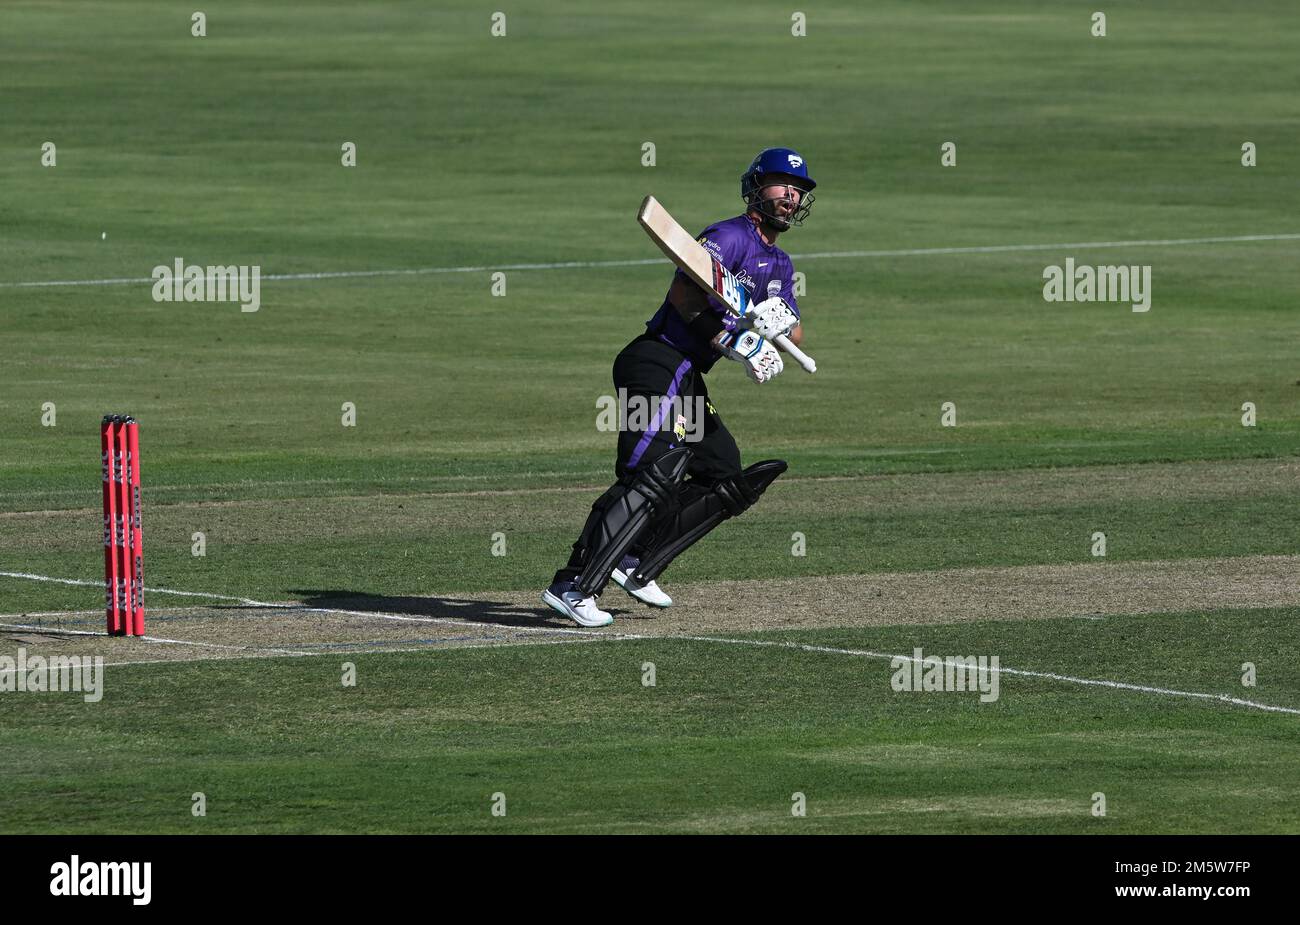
101;415;144;636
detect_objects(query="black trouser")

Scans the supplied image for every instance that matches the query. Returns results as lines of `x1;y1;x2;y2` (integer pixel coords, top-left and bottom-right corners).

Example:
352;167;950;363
613;335;740;481
551;335;742;588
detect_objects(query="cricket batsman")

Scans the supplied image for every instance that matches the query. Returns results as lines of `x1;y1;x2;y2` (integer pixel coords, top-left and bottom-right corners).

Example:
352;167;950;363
542;147;815;627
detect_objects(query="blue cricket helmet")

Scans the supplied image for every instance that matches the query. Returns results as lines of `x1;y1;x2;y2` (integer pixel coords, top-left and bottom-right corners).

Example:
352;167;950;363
741;147;816;228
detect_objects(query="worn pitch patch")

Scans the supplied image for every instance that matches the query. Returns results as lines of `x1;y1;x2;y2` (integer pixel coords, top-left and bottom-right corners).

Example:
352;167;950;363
4;554;1298;663
642;553;1300;635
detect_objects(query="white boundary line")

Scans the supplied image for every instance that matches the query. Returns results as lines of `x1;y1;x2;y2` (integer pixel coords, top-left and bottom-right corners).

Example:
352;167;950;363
3;570;1296;716
1;232;1297;290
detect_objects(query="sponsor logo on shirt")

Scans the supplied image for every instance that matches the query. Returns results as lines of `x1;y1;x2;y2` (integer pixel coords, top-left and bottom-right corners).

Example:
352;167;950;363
698;236;723;257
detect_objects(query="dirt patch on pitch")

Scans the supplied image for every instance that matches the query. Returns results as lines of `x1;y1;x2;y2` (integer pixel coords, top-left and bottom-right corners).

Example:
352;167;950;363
0;598;597;665
7;553;1298;664
627;553;1300;635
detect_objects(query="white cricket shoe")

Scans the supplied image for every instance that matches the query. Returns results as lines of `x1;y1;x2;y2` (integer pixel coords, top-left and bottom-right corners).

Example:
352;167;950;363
541;587;613;627
612;568;673;608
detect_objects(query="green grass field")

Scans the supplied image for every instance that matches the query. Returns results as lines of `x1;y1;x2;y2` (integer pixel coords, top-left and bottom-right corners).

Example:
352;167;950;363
2;0;1298;834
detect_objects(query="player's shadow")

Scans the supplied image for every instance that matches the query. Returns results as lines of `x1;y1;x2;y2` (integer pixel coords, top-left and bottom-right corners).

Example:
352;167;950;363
286;589;571;629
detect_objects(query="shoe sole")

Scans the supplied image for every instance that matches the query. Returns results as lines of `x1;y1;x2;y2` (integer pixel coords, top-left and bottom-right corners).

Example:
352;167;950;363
541;589;613;627
611;569;673;609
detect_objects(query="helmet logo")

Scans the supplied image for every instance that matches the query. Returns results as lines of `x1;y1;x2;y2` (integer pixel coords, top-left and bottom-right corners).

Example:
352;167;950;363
786;154;804;168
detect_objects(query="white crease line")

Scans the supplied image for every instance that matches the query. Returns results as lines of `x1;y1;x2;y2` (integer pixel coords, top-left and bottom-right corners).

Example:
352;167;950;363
0;623;103;639
92;636;612;670
0;609;106;619
134;634;311;656
0;622;312;658
0;571;264;604
260;603;605;637
0;627;619;673
36;625;1296;716
0;570;609;638
4;571;1296;715
102;635;614;669
670;636;1300;716
2;232;1297;290
0;606;242;620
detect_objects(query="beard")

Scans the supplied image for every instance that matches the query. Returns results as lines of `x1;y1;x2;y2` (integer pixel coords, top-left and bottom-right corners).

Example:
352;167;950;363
760;210;793;233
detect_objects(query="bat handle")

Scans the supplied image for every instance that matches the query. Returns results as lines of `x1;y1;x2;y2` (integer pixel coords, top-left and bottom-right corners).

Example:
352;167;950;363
775;333;817;373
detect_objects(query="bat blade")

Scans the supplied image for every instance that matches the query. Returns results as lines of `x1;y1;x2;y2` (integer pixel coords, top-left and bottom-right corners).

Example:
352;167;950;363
637;195;816;373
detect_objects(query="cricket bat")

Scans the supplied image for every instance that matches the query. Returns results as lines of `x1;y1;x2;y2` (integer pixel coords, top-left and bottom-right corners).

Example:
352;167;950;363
637;195;817;374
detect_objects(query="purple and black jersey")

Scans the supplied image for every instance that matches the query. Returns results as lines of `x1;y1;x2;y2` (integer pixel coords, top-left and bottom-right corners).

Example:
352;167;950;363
643;215;800;374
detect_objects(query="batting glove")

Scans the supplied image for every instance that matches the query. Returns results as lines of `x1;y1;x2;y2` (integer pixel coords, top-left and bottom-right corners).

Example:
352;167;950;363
739;296;798;340
718;330;784;384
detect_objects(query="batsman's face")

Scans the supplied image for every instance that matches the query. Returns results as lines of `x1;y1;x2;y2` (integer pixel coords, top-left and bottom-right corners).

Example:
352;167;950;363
760;182;802;218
